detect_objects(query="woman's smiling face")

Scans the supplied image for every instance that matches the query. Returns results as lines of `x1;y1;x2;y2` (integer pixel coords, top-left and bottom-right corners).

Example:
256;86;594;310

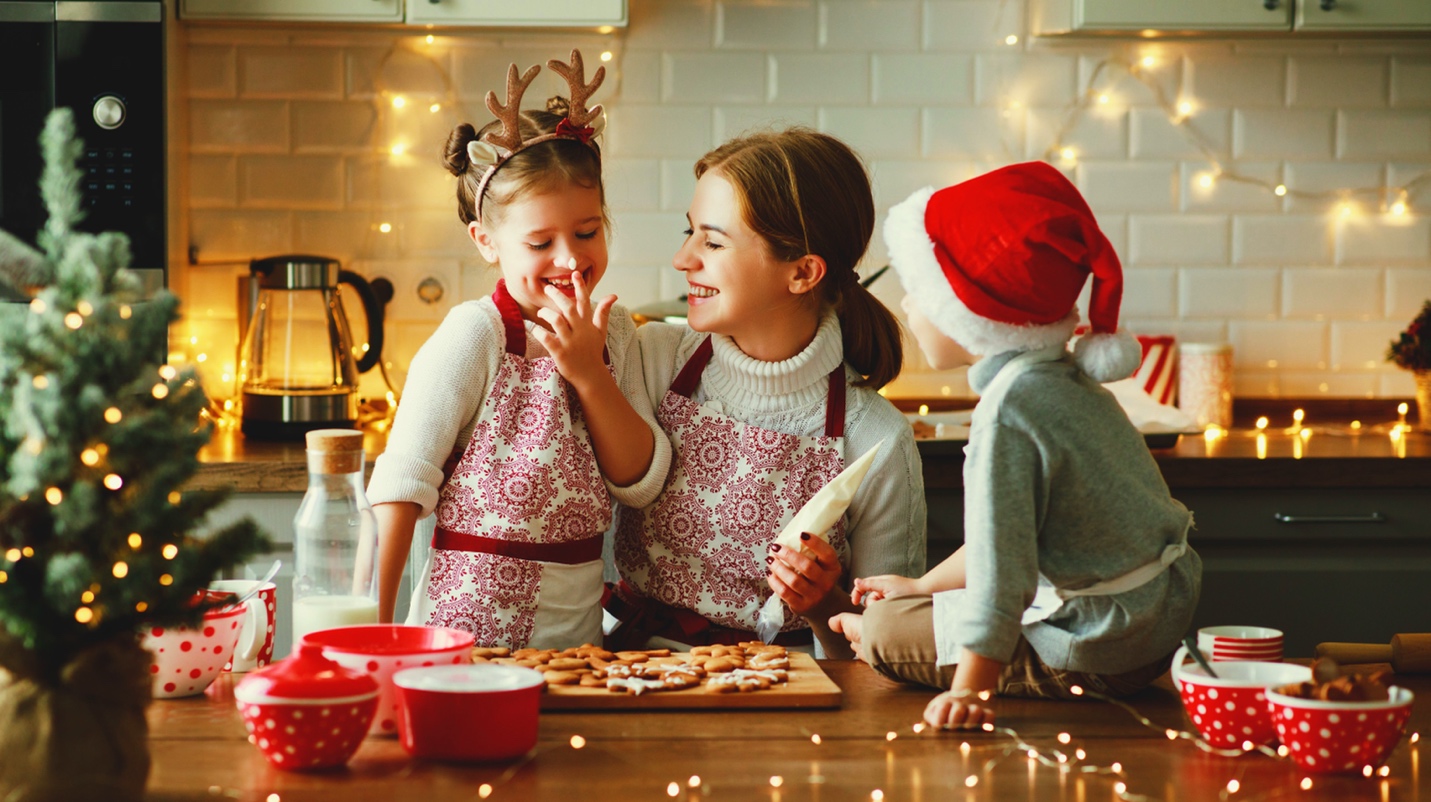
470;182;607;321
673;169;800;339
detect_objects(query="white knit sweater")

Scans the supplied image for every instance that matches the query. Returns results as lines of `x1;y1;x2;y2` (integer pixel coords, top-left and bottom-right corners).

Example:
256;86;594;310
630;312;927;583
367;297;672;517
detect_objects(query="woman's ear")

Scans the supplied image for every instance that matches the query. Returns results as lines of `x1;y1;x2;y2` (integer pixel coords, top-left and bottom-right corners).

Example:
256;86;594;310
470;220;499;264
787;253;827;296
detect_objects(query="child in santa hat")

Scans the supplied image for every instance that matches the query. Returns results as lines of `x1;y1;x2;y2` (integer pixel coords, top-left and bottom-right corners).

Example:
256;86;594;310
829;161;1201;730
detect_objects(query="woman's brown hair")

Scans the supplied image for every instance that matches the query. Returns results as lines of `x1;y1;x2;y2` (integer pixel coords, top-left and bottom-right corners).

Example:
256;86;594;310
694;128;903;389
443;97;606;228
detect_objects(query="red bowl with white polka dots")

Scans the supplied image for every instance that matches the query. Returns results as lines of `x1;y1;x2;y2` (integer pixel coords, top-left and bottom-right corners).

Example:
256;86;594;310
301;624;474;737
1171;646;1313;748
1267;686;1414;774
143;603;247;698
234;642;379;771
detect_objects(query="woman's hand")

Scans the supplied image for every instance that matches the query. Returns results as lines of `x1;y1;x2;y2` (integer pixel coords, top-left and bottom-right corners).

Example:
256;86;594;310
827;612;866;661
532;265;617;392
923;689;996;731
850;574;924;606
767;534;843;616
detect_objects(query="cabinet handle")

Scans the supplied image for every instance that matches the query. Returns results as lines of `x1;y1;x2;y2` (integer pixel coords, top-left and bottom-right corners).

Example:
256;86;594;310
1263;0;1277;9
1320;0;1336;9
1274;512;1384;524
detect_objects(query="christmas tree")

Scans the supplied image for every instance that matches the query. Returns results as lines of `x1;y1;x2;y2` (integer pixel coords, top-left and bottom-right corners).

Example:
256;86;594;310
0;109;270;682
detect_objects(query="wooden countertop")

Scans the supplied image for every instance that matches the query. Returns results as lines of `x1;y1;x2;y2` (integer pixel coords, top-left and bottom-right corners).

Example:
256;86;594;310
192;422;1431;494
148;661;1428;801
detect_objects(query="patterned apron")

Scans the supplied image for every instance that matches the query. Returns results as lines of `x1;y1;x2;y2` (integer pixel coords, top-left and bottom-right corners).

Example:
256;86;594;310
610;336;851;646
408;280;611;649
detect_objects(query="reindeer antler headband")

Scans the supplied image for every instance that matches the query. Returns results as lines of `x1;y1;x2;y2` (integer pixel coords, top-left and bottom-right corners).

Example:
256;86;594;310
469;49;607;223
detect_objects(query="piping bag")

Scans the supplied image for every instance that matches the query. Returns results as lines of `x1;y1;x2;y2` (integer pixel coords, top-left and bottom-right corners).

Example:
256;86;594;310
754;438;886;644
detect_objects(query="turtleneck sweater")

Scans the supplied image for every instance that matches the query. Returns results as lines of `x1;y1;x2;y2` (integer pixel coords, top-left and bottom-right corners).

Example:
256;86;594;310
631;312;927;585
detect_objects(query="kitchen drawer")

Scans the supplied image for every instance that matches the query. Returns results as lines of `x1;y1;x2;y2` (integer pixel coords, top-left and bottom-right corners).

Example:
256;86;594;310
1175;489;1431;543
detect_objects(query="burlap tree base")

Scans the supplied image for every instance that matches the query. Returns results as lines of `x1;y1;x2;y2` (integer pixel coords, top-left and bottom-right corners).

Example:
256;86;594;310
0;637;151;802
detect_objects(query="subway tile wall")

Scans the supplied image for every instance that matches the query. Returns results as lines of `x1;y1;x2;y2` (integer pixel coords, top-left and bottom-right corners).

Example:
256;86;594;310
177;0;1431;402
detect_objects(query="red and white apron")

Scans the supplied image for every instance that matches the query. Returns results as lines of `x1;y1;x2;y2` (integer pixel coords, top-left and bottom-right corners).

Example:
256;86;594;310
609;336;851;647
408;280;611;650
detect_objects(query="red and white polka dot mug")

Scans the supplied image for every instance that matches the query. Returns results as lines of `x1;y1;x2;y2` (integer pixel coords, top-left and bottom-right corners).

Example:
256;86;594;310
210;579;277;672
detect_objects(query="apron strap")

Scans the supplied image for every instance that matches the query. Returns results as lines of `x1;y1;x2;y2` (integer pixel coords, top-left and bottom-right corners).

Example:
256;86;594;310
824;366;845;438
433;527;604;565
492;280;527;356
669;336;714;398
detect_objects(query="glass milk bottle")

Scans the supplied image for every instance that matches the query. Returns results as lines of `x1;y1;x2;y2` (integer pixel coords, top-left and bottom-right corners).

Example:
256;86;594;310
292;429;379;644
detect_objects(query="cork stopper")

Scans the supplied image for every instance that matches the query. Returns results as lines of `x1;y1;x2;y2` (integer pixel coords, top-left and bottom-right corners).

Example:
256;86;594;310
305;429;365;475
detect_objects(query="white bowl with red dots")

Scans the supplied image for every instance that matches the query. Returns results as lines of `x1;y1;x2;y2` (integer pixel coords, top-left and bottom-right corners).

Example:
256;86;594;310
233;642;379;771
143;603;247;699
301;624;475;737
1266;686;1414;774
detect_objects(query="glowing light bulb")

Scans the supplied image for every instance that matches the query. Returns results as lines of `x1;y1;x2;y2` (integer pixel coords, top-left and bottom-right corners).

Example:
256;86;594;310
1391;200;1408;216
159;574;173;586
770;776;784;788
76;300;93;316
665;782;678;797
1340;202;1354;218
688;776;701;788
81;448;99;466
30;298;46;314
425;34;434;44
32;375;48;389
103;474;123;490
1256;417;1269;430
1198;172;1215;189
1097;93;1110;104
600;51;613;62
886;731;897;741
45;487;63;505
391;143;406;157
162;544;178;559
965;776;979;788
392;95;406;109
1177;100;1194;116
1300;777;1313;790
918;404;929;416
1141;55;1156;68
811;734;822;744
1227;779;1241;793
429;103;441;113
75;607;94;623
113;561;129;578
570;735;586;748
152;383;169;399
119;305;131;319
1275;184;1288;196
1057;732;1071;744
159;364;177;380
378;222;393;234
478;785;492;799
65;312;83;329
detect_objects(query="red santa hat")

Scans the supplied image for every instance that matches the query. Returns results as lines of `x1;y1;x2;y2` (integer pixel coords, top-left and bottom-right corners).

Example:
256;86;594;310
883;161;1141;383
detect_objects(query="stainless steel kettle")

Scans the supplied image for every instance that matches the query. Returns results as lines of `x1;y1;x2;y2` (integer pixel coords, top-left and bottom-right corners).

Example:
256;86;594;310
237;255;385;440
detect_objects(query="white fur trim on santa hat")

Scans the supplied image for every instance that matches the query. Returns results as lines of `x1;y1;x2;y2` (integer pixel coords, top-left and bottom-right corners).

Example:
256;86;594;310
1071;329;1142;383
883;186;1079;357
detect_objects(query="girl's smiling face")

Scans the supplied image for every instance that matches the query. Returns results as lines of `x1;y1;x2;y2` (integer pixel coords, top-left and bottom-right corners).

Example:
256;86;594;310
471;183;607;322
674;169;815;347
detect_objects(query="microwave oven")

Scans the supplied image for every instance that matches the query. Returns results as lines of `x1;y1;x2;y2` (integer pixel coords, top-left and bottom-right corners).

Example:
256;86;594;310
0;1;166;295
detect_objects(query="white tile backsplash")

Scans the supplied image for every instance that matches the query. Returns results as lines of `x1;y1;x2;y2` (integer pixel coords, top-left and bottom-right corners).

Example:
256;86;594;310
178;4;1431;398
1289;57;1388;109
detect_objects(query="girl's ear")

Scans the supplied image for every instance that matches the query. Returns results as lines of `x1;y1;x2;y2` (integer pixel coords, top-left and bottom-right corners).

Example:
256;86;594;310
787;253;827;296
470;220;499;264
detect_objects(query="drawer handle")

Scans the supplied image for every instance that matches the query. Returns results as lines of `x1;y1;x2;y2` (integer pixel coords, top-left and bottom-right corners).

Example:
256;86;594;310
1274;512;1385;524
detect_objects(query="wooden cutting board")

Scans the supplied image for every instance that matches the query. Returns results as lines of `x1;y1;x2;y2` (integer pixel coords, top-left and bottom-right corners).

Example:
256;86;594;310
540;652;842;710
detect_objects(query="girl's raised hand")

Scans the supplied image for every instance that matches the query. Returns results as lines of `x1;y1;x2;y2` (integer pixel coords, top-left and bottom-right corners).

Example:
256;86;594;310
850;575;922;606
533;260;617;391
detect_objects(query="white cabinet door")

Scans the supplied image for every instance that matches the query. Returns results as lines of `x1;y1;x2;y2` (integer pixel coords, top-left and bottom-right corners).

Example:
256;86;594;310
406;0;625;27
1297;0;1431;30
1080;0;1292;31
179;0;402;22
1034;0;1292;34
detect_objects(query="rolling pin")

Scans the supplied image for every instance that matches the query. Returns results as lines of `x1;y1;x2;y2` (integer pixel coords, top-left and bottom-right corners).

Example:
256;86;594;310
1315;634;1431;673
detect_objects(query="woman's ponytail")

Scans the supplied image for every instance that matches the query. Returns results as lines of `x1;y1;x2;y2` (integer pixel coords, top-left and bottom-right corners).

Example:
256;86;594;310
838;279;903;390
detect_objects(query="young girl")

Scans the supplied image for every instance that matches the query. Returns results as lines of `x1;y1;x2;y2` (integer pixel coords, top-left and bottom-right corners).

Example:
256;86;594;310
367;52;670;649
606;129;927;657
831;162;1200;729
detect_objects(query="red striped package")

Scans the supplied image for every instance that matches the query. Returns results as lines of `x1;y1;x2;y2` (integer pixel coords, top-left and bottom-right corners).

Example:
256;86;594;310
1134;335;1177;406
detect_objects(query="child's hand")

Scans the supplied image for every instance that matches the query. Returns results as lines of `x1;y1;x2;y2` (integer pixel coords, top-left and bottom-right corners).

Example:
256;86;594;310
850;575;922;606
827;612;866;662
533;263;618;392
767;534;842;616
924;689;996;731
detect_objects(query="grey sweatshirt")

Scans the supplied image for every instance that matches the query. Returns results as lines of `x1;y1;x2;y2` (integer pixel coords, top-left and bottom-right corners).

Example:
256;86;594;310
943;350;1202;674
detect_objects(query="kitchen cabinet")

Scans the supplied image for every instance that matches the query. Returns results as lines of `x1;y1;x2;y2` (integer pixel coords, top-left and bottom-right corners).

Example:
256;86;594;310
405;0;625;28
924;480;1431;658
179;0;403;23
1033;0;1431;34
1296;0;1431;31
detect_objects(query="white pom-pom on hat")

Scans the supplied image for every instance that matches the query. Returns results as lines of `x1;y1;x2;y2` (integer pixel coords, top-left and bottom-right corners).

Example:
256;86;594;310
1072;329;1142;383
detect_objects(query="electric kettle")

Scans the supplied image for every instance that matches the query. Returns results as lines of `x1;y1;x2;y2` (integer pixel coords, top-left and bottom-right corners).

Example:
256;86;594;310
237;255;385;440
